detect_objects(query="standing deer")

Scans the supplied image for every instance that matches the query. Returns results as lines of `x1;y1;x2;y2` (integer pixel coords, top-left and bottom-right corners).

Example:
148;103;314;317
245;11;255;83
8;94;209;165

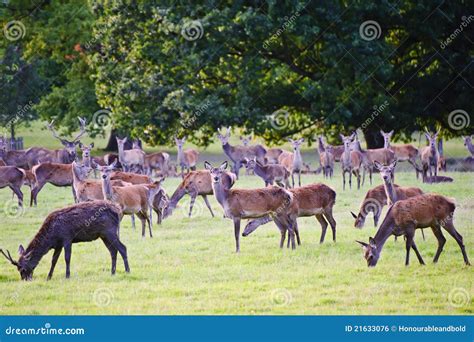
340;133;362;190
217;127;266;179
240;135;252;146
243;157;290;188
144;152;170;176
463;136;474;157
356;194;470;266
380;130;421;177
175;137;199;177
318;137;334;179
30;163;74;206
420;130;440;183
116;137;146;173
264;147;284;164
205;161;296;252
164;169;236;218
0;166;25;207
278;138;305;187
243;183;337;245
0;201;129;280
0;139;29;169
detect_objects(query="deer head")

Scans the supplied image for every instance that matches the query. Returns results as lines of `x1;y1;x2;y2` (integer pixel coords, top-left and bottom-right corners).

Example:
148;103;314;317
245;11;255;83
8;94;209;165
72;161;92;181
96;159;118;180
175;137;186;150
116;137;127;150
47;117;87;161
132;139;142;150
424;130;439;151
356;238;380;267
1;247;34;280
288;138;304;152
204;161;228;183
380;130;394;147
243;157;258;171
351;211;366;229
339;133;354;150
240;135;252;146
463;136;472;147
79;142;94;159
374;160;397;184
217;127;231;145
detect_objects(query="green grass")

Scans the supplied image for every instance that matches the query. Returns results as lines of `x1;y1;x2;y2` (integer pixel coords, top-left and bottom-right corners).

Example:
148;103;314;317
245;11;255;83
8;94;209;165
0;168;472;315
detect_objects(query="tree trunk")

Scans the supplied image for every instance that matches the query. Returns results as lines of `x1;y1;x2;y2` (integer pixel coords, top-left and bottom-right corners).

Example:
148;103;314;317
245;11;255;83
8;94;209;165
104;128;118;152
10;123;15;140
363;129;384;149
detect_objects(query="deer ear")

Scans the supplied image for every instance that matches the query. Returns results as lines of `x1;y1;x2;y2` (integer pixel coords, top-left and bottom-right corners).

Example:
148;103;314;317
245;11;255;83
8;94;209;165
79;142;84;148
204;161;212;171
339;134;345;141
424;132;431;140
389;130;394;136
374;161;382;170
356;240;369;248
220;161;228;171
90;142;94;148
350;211;357;219
390;159;398;168
18;245;25;255
299;138;305;143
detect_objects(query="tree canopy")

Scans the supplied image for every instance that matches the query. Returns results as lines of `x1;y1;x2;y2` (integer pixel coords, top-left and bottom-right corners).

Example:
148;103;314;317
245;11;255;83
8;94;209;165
1;0;472;148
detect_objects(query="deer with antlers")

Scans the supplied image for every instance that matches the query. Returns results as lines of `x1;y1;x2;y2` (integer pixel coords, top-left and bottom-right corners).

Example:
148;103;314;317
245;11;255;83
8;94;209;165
420;130;440;183
380;130;421;177
116;137;146;173
217;127;267;179
339;133;362;190
278;138;305;187
175;137;199;177
0;201;129;280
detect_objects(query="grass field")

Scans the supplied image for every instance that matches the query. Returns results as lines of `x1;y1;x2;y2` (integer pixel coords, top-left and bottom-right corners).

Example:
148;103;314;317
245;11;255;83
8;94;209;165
0;167;472;315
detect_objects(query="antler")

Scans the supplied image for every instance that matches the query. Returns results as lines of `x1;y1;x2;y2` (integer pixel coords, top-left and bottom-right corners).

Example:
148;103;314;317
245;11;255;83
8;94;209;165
46;120;63;141
72;117;87;142
0;249;18;266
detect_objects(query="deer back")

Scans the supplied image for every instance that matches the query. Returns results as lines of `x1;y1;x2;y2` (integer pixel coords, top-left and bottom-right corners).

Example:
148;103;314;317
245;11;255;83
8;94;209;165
278;151;294;171
0;166;25;188
290;184;336;215
32;163;73;186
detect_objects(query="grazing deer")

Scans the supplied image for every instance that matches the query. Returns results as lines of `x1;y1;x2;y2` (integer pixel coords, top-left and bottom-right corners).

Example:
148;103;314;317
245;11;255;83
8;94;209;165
217;127;267;179
420;131;440;183
116;137;146;173
24;117;87;169
351;184;423;229
243;183;337;245
205;161;296;252
0;201;129;280
98;162;157;238
243;157;290;188
318;137;334;179
0;166;25;207
164;169;236;218
463;136;474;157
356;194;470;266
264;147;284;164
380;130;421;177
175;137;199;177
278;138;305;187
339;133;362;190
240;135;252;146
30;162;74;206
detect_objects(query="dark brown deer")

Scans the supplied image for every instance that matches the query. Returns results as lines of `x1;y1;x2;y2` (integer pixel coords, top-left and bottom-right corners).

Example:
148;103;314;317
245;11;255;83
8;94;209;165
0;166;25;207
0;201;129;280
356;194;470;267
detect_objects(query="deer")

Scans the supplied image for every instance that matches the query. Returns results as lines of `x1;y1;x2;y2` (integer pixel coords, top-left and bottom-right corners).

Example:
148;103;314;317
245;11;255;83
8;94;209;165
24;117;87;169
175;137;199;177
0;201;129;280
30;162;74;206
217;127;267;179
278;138;305;187
205;161;296;252
243;183;337;245
109;170;151;185
318;136;334;179
116;137;146;173
240;135;252;146
356;194;470;267
144;152;170;176
264;147;284;164
420;130;440;183
380;130;421;177
164;169;236;218
463;136;474;157
0;166;25;207
339;133;362;190
243;157;290;188
98;161;158;238
0;138;29;169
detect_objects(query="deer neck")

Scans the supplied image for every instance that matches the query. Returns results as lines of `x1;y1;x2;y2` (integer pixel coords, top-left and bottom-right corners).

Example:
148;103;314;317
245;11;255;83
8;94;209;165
168;184;187;211
24;231;53;273
372;208;396;249
101;176;115;201
82;156;91;167
176;146;184;164
211;179;229;209
293;148;302;167
384;139;390;149
343;145;351;165
222;143;235;161
117;144;125;161
383;180;397;205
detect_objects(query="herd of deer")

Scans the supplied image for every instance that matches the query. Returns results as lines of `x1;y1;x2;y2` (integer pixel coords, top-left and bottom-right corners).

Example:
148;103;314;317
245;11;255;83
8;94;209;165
0;122;471;281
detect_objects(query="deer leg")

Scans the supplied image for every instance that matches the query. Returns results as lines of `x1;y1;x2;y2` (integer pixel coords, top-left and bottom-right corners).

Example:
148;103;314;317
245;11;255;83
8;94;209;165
342;170;346;191
137;212;147;238
115;239;130;273
235;162;241;179
442;220;470;265
9;185;23;208
101;237;118;275
411;240;425;265
279;227;286;249
202;195;214;217
30;182;45;207
131;214;136;229
404;227;415;266
324;208;337;242
294;220;301;245
47;248;62;280
71;186;77;203
298;170;301;187
188;192;197;217
430;225;446;263
64;243;72;278
316;214;328;243
374;208;380;227
233;218;241;253
146;211;153;238
349;169;352;189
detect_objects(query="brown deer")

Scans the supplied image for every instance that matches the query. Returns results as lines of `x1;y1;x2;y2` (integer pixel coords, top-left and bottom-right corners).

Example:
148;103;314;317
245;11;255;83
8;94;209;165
98;162;157;238
175;137;199;177
205;161;296;252
243;157;290;188
240;135;252;146
318;137;334;179
380;130;421;177
356;194;470;266
24;117;87;168
0;138;29;169
0;201;129;280
164;169;236;218
217;127;267;179
109;170;151;185
116;137;145;173
340;133;362;190
30;162;74;206
243;183;337;245
144;152;170;176
0;166;25;207
420;130;440;183
278;138;305;187
264;148;284;164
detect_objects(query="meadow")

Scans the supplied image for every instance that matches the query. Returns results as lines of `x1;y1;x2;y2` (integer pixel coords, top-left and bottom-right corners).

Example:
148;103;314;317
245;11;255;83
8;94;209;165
0;125;472;315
